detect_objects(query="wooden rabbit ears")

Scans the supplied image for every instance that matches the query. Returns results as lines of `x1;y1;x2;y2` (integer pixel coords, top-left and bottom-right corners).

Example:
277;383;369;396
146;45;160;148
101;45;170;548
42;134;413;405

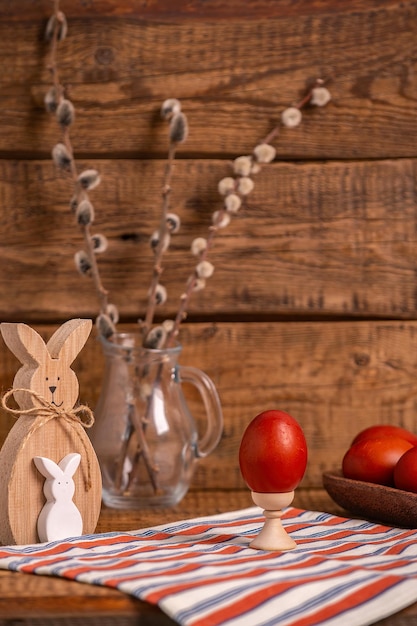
0;319;92;368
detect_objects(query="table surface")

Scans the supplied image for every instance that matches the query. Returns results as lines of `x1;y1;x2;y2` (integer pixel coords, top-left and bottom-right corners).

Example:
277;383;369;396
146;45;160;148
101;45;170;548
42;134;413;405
0;488;416;626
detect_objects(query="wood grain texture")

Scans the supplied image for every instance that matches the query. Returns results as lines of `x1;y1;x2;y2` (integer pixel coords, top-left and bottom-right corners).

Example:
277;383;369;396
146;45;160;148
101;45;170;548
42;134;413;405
1;158;417;321
0;0;404;20
2;320;417;492
0;320;102;545
0;2;416;157
1;1;417;623
0;416;102;545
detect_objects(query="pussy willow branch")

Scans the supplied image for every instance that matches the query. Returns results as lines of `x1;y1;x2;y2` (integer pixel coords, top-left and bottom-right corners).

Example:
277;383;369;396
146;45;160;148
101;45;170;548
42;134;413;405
263;78;328;146
165;213;221;347
165;77;329;347
48;1;109;318
141;142;177;340
49;1;63;97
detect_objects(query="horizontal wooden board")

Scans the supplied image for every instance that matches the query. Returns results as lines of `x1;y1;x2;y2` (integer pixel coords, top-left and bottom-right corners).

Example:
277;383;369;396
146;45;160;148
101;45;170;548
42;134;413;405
0;1;403;20
1;158;417;321
0;2;416;157
1;320;417;491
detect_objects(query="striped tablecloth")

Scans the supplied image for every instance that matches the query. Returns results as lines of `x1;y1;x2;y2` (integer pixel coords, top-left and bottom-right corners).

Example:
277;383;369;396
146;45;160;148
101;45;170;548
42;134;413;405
1;507;417;626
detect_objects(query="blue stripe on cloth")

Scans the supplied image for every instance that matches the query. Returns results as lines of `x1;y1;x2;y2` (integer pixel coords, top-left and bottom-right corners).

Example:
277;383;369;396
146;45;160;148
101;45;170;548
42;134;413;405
1;507;417;626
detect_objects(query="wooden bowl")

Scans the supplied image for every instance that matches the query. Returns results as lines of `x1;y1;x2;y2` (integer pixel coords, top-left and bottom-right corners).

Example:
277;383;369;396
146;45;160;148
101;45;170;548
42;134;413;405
322;471;417;528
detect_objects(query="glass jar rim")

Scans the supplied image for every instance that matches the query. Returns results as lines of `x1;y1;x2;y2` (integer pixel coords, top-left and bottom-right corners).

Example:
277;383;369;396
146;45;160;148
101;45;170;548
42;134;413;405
98;331;182;356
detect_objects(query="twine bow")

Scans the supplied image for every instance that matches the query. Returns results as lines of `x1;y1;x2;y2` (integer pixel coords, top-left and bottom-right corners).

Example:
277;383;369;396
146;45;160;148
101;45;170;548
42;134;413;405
1;388;95;490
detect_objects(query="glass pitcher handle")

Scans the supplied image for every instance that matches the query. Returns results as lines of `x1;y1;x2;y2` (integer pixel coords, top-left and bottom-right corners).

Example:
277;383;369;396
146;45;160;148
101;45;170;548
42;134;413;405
178;365;223;458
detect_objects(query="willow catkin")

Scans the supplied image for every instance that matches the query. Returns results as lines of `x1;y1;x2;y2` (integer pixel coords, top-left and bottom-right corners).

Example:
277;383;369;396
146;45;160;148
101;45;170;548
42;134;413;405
169;112;188;143
56;99;75;127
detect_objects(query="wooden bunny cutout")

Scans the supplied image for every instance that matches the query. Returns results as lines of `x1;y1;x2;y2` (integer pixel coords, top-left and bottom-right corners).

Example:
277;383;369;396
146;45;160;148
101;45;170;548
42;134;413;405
0;319;102;545
34;453;83;542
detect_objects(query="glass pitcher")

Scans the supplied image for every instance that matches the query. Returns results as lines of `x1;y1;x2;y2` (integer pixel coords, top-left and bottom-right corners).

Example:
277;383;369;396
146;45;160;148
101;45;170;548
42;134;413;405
90;332;223;508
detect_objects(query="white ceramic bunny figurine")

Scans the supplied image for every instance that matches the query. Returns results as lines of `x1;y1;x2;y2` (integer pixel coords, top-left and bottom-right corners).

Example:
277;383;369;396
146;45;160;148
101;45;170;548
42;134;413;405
0;319;102;545
33;453;83;542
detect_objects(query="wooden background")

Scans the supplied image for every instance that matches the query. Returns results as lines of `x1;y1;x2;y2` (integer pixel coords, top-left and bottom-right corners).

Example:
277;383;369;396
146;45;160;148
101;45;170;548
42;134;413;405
1;0;417;505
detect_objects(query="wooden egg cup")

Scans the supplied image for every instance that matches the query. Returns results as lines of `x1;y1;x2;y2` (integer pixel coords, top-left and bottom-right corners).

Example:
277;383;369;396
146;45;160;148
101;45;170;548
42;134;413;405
250;490;296;551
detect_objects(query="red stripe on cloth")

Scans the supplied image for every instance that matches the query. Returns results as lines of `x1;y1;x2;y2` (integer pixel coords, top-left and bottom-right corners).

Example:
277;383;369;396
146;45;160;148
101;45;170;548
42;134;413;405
0;533;142;559
384;537;417;555
293;575;401;626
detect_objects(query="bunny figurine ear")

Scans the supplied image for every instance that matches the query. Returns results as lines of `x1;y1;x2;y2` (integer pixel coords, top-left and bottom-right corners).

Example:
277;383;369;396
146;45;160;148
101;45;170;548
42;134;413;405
0;323;51;409
0;323;48;368
47;319;92;365
59;452;81;477
34;453;81;480
0;322;47;366
33;455;63;480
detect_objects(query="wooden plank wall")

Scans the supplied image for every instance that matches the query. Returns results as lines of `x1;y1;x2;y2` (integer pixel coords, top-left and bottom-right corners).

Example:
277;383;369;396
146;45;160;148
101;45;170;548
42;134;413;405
1;0;417;496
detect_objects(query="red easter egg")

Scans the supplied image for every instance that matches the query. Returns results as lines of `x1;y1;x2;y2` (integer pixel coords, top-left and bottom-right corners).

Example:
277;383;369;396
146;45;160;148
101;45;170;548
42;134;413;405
351;424;417;447
394;446;417;493
239;409;308;493
342;436;413;486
